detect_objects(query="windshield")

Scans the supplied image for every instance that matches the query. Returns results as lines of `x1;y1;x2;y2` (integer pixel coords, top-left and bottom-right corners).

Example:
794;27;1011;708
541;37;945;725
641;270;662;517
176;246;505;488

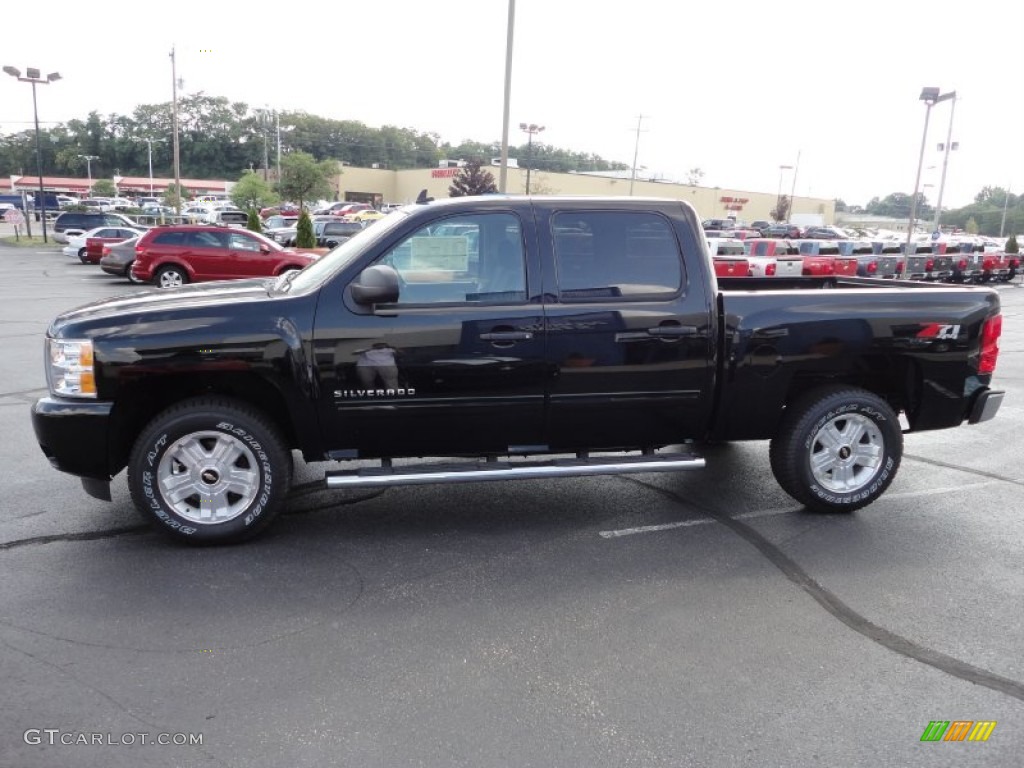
277;209;411;293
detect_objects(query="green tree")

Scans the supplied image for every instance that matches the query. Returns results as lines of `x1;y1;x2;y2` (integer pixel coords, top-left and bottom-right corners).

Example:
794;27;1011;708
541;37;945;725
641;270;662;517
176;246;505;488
91;179;116;197
834;198;848;213
1006;235;1019;254
231;170;279;212
295;210;315;248
770;194;791;222
277;152;338;211
162;182;189;210
246;208;262;233
965;216;979;234
448;160;497;197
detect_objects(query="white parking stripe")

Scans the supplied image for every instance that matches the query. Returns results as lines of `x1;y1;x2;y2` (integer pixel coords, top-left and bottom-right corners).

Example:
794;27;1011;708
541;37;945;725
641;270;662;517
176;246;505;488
598;481;999;539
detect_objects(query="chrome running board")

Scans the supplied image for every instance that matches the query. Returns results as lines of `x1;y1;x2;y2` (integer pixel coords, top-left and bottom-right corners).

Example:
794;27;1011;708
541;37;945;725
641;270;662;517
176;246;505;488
325;451;705;489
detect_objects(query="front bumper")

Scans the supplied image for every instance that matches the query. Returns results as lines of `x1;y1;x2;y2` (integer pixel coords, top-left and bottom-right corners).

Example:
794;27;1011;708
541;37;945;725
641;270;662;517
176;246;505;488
31;396;114;479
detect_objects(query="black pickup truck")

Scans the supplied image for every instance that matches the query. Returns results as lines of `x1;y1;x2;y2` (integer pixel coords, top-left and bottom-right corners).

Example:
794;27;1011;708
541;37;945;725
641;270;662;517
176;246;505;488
31;196;1005;544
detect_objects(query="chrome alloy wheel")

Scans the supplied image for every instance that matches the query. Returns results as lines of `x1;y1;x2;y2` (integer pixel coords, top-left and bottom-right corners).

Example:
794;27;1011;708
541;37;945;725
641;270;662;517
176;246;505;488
808;412;884;493
158;269;185;288
156;431;260;524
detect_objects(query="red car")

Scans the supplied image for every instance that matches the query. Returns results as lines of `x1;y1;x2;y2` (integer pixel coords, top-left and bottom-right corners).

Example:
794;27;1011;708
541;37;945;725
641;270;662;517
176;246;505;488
82;227;147;264
131;225;316;288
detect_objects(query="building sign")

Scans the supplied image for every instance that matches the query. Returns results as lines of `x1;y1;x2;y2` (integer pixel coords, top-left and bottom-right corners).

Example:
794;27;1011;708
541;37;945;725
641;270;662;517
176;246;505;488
431;168;460;179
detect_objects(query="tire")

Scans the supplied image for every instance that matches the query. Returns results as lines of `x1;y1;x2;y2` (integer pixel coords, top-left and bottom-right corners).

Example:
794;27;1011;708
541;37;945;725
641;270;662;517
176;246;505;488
769;386;902;513
127;397;291;544
126;261;144;284
78;247;88;263
156;265;188;289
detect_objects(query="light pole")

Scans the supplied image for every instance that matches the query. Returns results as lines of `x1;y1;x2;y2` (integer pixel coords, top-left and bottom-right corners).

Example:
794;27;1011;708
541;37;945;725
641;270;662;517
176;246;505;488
776;164;793;220
519;122;544;195
77;154;99;196
130;138;164;195
169;46;182;214
498;0;516;192
3;65;61;243
907;87;954;251
932;93;957;232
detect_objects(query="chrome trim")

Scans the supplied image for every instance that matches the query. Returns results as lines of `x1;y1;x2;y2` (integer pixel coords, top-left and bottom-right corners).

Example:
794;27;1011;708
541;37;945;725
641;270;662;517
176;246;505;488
326;452;705;489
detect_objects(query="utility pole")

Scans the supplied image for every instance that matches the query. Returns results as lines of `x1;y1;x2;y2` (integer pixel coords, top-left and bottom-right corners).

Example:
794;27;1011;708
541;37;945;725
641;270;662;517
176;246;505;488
629;114;646;196
275;110;281;183
788;150;801;221
932;93;958;231
1000;182;1012;238
170;46;182;214
77;154;99;195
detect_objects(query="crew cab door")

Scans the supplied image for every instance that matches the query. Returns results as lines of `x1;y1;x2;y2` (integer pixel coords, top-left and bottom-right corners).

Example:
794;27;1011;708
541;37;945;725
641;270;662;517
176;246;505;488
535;203;715;449
313;209;548;457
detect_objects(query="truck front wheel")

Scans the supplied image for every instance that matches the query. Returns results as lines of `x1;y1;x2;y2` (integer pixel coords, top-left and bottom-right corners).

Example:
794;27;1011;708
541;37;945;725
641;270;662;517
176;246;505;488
127;397;291;544
769;387;902;513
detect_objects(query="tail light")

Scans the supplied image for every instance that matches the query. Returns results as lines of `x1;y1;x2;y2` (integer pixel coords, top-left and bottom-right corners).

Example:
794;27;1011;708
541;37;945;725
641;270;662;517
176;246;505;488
925;259;934;271
957;258;967;270
978;314;1002;374
896;260;904;274
102;245;111;256
766;263;776;276
982;256;995;270
867;261;878;274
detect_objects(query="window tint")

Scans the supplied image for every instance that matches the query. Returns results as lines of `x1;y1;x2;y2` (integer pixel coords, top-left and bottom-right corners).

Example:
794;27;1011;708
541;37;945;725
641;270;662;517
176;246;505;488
151;231;186;246
552;211;681;300
189;231;227;248
376;213;526;304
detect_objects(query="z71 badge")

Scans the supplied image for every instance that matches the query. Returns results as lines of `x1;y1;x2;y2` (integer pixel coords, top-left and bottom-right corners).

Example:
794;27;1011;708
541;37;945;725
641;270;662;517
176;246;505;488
917;323;961;340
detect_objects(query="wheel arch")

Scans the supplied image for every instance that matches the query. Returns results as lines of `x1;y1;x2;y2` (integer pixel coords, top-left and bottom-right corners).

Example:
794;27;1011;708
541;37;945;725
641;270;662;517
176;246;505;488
108;372;302;476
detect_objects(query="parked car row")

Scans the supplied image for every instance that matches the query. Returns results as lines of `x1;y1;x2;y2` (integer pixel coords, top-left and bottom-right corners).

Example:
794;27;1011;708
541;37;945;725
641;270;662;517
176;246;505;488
706;234;1021;284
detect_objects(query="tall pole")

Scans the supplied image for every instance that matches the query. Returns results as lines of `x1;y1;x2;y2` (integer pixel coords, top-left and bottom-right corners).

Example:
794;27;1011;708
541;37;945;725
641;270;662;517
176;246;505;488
78;154;98;195
262;109;269;181
788;149;801;221
906;103;934;252
498;0;516;193
526;132;533;194
170;46;182;214
932;94;957;231
999;182;1011;238
275;110;281;182
629;114;645;196
148;140;155;195
30;80;49;243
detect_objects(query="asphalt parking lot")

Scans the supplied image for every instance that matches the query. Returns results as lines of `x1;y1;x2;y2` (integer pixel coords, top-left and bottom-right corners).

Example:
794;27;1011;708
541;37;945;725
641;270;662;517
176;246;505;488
1;233;1022;768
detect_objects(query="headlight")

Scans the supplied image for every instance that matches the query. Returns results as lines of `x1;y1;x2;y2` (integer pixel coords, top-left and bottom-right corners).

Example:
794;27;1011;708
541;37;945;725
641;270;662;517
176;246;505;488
46;338;96;398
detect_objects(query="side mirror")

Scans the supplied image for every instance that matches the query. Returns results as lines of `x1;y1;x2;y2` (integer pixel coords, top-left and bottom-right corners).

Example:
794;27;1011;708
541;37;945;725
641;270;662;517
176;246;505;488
351;264;400;305
260;245;270;254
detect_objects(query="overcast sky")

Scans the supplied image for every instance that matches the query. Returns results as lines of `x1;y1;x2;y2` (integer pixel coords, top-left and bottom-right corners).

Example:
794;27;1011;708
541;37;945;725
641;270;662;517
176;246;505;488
3;0;1022;208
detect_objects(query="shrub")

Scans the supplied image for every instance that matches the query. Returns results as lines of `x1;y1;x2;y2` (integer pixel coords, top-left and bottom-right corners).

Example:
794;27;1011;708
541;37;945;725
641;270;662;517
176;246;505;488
246;208;262;233
295;210;315;248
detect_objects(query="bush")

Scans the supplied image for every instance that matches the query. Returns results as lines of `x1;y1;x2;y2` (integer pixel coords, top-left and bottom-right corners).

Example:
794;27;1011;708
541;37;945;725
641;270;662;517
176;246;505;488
295;211;315;248
1005;235;1019;254
246;208;262;233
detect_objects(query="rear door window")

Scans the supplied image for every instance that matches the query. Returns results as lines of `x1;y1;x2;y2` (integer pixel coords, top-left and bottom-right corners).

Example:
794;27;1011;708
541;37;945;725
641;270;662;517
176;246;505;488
551;211;682;300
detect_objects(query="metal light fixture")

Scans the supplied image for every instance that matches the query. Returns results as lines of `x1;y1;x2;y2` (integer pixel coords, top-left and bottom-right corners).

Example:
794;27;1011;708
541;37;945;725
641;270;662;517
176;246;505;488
519;122;544;195
907;87;955;250
3;65;62;242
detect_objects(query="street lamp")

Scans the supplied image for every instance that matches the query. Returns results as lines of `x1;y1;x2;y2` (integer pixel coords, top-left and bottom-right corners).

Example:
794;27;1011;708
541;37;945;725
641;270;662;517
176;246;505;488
932;93;958;232
130;138;165;195
77;154;99;195
3;65;61;243
907;87;954;251
519;122;544;195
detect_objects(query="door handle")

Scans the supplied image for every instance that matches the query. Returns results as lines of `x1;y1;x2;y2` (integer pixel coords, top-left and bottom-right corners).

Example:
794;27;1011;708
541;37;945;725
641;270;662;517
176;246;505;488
752;327;789;339
479;331;533;342
646;325;698;338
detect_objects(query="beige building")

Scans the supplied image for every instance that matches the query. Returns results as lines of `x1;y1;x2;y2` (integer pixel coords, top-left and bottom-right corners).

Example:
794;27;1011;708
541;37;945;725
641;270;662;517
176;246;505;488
333;165;836;225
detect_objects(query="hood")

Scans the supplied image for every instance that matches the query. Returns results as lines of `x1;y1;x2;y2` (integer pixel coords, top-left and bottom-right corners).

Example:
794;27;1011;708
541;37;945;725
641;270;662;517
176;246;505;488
49;279;276;338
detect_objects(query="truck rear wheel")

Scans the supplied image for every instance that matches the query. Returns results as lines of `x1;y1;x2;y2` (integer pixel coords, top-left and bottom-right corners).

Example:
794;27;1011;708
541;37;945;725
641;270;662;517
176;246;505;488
127;397;291;544
769;386;902;513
